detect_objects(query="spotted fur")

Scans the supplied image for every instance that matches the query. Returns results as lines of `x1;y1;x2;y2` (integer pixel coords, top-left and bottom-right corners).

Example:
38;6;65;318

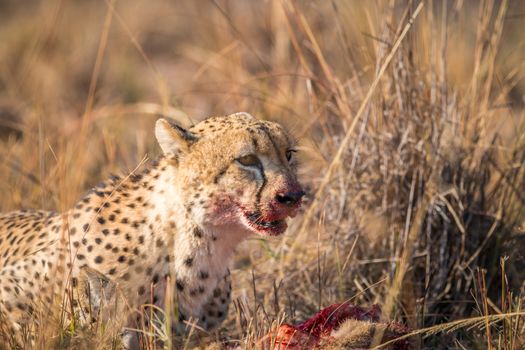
0;112;304;348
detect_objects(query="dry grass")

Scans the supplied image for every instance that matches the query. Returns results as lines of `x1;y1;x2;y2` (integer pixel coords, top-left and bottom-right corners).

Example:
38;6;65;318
1;0;525;349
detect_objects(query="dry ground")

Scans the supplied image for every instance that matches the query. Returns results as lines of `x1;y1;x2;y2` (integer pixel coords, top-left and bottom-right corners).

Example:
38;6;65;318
1;1;525;349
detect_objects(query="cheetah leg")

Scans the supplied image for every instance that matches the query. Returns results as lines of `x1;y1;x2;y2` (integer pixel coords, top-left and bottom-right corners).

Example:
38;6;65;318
148;271;232;347
198;270;232;331
117;271;232;347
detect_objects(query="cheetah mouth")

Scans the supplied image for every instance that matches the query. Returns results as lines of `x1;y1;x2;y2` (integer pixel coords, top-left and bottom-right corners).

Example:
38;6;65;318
241;211;288;236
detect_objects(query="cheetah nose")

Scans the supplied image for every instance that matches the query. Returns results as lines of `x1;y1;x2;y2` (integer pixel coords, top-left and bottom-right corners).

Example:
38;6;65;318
275;190;305;207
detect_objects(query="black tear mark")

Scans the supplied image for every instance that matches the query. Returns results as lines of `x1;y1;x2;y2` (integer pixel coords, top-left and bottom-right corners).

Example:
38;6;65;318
254;160;266;214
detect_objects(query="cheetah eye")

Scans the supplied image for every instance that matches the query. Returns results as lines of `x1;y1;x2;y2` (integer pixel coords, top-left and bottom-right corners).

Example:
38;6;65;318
236;154;261;168
285;149;296;162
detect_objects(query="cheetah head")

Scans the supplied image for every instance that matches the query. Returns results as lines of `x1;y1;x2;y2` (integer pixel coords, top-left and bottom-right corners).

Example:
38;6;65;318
155;112;304;237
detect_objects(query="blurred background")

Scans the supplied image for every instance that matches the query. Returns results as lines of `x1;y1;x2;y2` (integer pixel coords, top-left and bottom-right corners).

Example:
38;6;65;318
1;1;525;348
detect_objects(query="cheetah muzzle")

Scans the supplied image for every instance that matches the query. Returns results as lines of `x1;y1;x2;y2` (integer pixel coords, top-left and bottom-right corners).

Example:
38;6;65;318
0;112;304;348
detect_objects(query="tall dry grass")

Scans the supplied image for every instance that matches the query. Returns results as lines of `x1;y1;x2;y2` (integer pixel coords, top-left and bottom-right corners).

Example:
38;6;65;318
1;0;525;349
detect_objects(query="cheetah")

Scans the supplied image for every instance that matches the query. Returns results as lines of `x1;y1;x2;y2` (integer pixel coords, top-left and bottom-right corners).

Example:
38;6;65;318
0;112;304;348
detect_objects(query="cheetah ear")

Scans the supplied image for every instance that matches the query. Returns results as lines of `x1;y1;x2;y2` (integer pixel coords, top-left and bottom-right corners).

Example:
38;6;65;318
155;118;198;155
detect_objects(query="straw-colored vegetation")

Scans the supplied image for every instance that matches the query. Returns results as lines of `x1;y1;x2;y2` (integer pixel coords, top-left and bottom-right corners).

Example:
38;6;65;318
1;1;525;349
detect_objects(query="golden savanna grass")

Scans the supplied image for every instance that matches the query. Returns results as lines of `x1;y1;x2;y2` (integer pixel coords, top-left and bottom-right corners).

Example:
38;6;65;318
1;1;525;349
